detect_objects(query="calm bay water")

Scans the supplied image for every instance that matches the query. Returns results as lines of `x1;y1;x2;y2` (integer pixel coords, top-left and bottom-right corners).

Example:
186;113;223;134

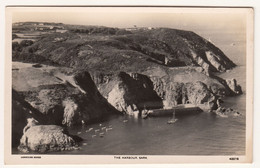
62;106;245;155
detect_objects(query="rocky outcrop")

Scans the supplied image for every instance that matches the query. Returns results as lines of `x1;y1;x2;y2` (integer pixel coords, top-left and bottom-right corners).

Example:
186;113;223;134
72;71;118;122
18;124;79;153
150;76;166;99
189;49;211;75
185;82;215;105
12;93;30;147
225;78;242;95
25;78;115;126
163;81;217;110
12;89;51;147
12;89;82;152
107;72;163;114
22;83;82;126
106;71;219;113
214;106;241;117
205;51;225;72
62;97;80;127
164;82;184;108
12;62;118;127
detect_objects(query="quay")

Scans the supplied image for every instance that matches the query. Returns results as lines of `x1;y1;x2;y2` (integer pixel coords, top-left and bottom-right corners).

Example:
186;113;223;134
146;104;208;117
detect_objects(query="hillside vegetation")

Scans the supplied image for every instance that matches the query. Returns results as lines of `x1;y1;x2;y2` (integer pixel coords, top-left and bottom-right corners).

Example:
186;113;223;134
12;23;236;74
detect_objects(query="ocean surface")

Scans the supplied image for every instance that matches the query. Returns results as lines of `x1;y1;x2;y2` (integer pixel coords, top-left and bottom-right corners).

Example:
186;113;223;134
51;30;247;155
13;29;247;155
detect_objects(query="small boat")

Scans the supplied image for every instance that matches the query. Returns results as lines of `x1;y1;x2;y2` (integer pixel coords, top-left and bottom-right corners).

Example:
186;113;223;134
101;127;106;130
167;111;178;124
92;135;96;138
123;120;128;123
81;120;85;125
105;128;113;132
86;128;93;132
167;119;178;124
141;108;149;119
77;132;82;134
217;112;228;118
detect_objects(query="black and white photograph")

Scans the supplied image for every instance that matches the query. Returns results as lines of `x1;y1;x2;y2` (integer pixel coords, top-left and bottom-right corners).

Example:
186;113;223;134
4;7;253;164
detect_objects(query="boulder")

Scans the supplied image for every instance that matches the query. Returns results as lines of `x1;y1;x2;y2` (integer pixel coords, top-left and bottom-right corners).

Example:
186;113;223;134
18;124;78;153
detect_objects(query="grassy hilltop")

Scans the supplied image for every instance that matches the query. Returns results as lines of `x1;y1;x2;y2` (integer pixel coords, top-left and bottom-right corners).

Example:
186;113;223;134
12;22;236;74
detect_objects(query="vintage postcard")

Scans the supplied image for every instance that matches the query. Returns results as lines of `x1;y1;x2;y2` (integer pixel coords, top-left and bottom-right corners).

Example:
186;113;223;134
4;6;253;164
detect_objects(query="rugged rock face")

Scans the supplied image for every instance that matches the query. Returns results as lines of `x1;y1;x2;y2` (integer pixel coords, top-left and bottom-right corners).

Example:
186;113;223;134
158;81;216;110
107;72;163;114
185;82;215;104
23;74;116;126
164;82;184;108
150;76;166;99
12;62;117;127
106;71;219;113
13;89;82;153
18;125;78;153
225;78;242;95
214;106;241;117
62;97;80;126
12;89;51;147
21;83;83;126
189;49;211;75
12;93;30;147
205;51;225;72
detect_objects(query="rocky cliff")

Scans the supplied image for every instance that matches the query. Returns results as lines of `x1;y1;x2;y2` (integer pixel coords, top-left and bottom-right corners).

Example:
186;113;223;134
107;72;163;115
12;89;82;153
103;72;218;114
12;63;117;127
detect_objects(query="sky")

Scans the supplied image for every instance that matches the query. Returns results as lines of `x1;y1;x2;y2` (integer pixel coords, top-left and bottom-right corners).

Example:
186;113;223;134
10;7;247;33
